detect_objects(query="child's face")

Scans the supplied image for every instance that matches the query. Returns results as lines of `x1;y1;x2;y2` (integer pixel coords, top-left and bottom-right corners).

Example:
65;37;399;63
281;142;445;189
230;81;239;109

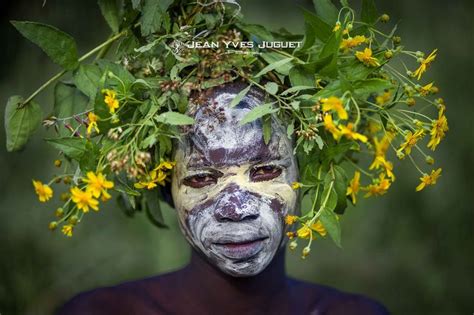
171;86;299;277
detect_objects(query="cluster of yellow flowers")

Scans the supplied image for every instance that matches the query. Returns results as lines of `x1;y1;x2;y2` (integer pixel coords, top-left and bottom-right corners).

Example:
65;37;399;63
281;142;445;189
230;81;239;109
32;154;177;237
33;171;114;237
283;13;448;259
134;161;176;190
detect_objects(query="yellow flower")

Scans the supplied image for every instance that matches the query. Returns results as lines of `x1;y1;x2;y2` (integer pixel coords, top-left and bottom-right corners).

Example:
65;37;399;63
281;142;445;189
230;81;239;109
419;82;434;96
427;106;449;150
413;49;437;80
155;160;176;171
134;169;167;190
323;114;341;140
297;221;327;239
355;48;380;67
369;156;395;181
70;187;99;213
62;224;74;237
333;23;341;32
32;180;53;202
346;171;361;204
370;133;394;163
321;96;348;120
340;35;367;52
285;215;298;225
397;129;425;156
291;182;302;190
376;90;392;106
339;123;368;143
102;89;120;114
416;168;442;191
82;171;114;200
87;112;100;135
363;174;391;197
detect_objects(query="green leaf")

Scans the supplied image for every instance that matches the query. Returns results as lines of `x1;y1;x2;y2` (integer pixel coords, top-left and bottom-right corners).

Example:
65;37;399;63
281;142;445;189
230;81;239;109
354;79;393;96
143;190;168;228
79;140;100;171
74;64;102;99
45;137;88;161
97;60;135;86
330;165;348;214
239;103;278;125
281;85;316;96
320;205;342;247
255;57;293;78
53;82;89;119
230;85;252;108
117;193;139;217
131;0;142;10
321;182;338;210
11;21;79;70
260;52;293;76
313;0;339;25
361;0;378;25
156;111;195;125
140;0;174;36
265;82;279;95
262;115;272;144
303;10;332;43
286;121;295;139
289;66;314;87
98;0;121;33
4;96;42;152
236;22;274;41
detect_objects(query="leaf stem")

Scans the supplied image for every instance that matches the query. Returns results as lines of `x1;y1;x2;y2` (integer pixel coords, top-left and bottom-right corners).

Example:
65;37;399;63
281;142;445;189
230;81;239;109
22;30;127;107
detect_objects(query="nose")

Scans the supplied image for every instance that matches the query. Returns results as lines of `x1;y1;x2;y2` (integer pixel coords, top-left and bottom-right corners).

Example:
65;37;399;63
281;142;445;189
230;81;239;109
214;184;260;222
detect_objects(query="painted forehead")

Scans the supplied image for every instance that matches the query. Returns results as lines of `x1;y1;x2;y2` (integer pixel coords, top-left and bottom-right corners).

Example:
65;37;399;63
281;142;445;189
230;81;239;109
180;85;288;168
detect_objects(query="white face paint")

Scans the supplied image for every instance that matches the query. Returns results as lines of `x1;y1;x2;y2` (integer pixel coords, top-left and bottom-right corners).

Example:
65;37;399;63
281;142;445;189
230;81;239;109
171;84;299;277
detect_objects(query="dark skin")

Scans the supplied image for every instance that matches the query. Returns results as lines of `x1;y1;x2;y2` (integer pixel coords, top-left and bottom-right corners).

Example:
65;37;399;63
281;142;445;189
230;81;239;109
56;248;389;315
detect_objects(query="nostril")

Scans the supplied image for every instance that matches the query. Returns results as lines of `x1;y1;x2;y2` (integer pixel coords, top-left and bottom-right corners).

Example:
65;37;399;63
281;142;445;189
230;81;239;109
242;214;259;221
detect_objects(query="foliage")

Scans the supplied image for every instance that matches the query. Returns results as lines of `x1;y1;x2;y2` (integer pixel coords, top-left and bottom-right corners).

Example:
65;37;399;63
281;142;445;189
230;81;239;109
4;0;448;258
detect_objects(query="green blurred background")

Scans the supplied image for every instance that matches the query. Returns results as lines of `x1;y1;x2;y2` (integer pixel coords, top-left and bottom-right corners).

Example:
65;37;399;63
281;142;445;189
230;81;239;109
0;0;473;314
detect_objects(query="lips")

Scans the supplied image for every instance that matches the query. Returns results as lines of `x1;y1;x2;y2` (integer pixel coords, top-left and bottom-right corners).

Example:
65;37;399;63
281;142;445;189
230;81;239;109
212;237;268;260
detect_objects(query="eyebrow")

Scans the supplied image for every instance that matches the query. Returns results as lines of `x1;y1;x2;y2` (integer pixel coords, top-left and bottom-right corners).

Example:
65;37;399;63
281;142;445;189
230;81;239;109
185;152;283;170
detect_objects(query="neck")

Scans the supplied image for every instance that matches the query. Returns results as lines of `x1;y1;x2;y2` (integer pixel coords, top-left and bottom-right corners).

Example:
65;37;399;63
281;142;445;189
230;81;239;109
181;248;290;313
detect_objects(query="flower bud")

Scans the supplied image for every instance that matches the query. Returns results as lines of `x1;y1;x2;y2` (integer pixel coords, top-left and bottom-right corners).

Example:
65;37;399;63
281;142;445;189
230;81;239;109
384;50;393;59
60;192;70;201
380;14;390;23
397;151;406;160
346;23;353;31
54;159;62;168
415;51;425;58
417;57;424;63
289;241;298;250
49;222;58;231
55;208;64;218
430;86;439;94
302;246;311;259
69;215;79;225
392;36;401;45
406;70;413;77
63;176;72;185
406;98;416;107
425;156;435;165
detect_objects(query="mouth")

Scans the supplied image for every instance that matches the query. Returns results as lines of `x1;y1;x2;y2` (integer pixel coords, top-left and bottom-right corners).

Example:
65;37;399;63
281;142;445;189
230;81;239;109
212;237;269;261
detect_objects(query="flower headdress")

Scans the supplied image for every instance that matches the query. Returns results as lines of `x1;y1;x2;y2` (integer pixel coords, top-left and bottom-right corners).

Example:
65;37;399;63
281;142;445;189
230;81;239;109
5;0;448;259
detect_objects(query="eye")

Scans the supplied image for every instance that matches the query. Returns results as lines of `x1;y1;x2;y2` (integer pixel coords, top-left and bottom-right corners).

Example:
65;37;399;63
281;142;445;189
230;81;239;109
250;165;282;182
183;173;218;188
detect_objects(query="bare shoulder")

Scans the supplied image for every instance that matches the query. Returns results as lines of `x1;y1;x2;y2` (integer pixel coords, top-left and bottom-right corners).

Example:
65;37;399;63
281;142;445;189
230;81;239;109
55;272;180;315
288;278;390;315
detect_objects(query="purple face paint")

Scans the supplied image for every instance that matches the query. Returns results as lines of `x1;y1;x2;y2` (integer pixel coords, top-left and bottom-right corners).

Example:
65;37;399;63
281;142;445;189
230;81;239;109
171;83;299;277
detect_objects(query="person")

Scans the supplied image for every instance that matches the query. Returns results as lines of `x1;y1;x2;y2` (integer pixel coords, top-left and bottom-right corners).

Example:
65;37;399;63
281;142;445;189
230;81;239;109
56;83;389;315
